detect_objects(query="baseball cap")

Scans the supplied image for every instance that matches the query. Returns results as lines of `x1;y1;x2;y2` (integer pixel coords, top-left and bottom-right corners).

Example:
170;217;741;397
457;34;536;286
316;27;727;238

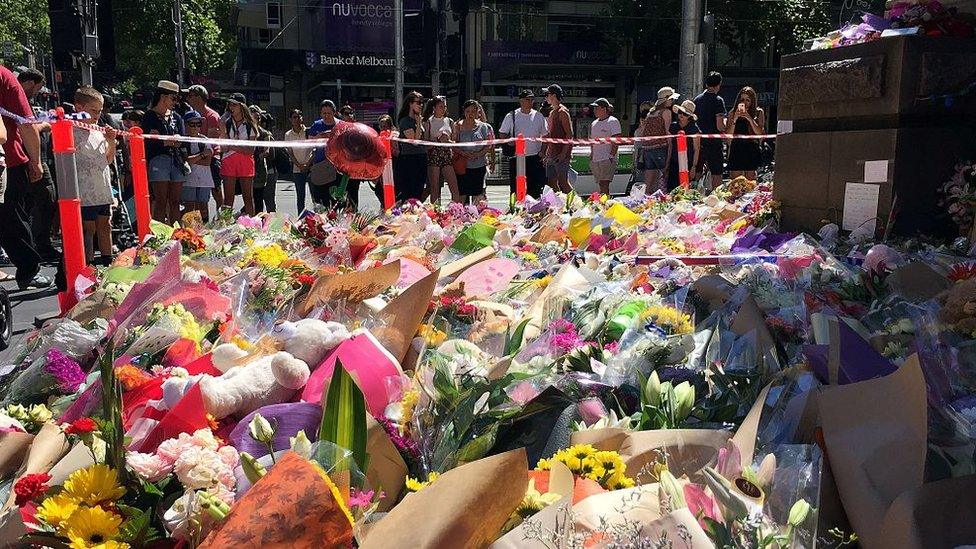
187;84;209;99
540;84;563;99
590;97;613;110
518;89;535;99
320;99;336;110
226;92;247;105
182;110;204;122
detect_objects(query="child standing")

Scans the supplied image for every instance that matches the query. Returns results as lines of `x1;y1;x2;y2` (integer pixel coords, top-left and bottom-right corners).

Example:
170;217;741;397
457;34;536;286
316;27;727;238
73;85;116;266
181;111;215;219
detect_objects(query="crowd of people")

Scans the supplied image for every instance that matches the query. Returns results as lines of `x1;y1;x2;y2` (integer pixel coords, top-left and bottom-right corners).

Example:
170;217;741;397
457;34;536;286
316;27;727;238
0;63;766;291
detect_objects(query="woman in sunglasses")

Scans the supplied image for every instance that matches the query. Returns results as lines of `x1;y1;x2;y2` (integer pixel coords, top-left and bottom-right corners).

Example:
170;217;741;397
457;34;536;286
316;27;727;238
423;96;458;204
141;80;187;224
394;91;428;201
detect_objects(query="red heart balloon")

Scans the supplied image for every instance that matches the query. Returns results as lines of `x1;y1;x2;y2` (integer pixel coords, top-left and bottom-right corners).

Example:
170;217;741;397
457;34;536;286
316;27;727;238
326;121;391;180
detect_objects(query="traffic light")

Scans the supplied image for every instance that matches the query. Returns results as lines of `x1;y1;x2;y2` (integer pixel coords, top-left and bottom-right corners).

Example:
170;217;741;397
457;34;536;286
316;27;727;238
49;0;84;67
700;13;715;45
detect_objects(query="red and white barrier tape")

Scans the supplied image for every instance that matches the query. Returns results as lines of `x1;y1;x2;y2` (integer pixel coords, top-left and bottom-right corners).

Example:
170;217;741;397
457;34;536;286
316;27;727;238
1;106;777;150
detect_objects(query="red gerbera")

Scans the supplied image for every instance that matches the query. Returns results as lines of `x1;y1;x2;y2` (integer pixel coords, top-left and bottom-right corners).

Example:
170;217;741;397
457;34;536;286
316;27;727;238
63;417;98;435
14;473;51;507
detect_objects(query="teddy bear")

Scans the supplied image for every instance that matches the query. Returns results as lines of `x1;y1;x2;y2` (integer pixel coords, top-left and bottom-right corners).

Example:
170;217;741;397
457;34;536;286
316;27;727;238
162;319;350;420
938;277;976;337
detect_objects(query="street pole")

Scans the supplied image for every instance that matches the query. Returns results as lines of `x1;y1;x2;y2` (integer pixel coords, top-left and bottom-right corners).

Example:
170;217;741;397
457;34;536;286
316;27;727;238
678;0;702;98
394;0;404;104
431;1;440;96
173;0;187;85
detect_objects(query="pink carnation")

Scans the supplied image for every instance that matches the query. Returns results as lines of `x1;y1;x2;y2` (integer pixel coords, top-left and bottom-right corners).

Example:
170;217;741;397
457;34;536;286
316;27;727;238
217;445;240;470
127;451;174;482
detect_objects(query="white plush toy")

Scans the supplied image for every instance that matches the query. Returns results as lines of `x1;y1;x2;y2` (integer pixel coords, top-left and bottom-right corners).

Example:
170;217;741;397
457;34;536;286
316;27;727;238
162;319;350;420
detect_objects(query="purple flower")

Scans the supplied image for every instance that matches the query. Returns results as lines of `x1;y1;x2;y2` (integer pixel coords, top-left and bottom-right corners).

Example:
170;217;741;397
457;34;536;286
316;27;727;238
348;488;385;508
43;349;86;392
378;416;420;460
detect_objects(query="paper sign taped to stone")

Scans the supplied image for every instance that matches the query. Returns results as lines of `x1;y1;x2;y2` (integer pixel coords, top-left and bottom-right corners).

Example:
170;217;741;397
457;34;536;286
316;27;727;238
863;160;888;183
843;182;881;233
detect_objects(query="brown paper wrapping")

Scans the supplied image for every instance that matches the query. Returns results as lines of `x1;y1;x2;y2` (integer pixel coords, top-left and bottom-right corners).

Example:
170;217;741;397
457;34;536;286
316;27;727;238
639;508;715;548
0;431;34;478
619;429;731;480
570;427;629;452
490;495;573;549
876;474;976;549
438;246;496;280
1;422;70;512
730;295;776;357
374;269;440;365
572;428;730;480
361;449;528;549
729;384;772;465
66;289;118;324
366;415;408;512
691;274;735;312
819;354;927;549
296;261;400;317
886;262;949;302
46;442;97;486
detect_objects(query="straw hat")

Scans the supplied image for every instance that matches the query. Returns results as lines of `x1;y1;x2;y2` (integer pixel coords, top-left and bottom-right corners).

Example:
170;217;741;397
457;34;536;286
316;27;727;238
654;86;680;107
673;100;697;120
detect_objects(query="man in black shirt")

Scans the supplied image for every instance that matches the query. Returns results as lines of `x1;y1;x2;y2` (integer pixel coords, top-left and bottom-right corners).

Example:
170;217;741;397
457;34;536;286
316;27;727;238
693;72;727;191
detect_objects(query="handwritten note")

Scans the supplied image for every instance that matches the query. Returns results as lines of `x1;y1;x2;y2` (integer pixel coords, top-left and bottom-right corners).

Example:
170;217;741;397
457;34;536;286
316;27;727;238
384;257;431;289
843;183;881;233
863;160;889;183
455;258;521;297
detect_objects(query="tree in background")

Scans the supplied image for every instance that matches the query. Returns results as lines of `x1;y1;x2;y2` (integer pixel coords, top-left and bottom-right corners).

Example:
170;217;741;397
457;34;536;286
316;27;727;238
608;0;833;69
112;0;236;86
0;0;50;67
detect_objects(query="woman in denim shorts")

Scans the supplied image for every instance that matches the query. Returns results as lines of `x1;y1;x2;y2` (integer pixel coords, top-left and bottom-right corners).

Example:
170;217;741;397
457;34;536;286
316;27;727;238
141;80;188;224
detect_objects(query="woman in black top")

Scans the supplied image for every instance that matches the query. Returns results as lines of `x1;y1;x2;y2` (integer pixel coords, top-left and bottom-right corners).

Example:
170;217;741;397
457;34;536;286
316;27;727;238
394;91;427;202
726;86;765;181
141;81;187;224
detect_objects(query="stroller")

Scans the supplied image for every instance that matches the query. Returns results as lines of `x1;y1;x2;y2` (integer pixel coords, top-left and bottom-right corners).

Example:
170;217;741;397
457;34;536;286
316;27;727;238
110;153;139;252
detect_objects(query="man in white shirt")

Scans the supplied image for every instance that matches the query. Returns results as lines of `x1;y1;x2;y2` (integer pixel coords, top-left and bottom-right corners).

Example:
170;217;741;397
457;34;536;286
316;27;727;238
589;98;622;196
284;108;313;212
498;89;548;198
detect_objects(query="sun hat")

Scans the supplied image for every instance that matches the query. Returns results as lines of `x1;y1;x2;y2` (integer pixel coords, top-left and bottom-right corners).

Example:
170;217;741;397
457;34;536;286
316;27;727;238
654;86;680;107
673;100;698;120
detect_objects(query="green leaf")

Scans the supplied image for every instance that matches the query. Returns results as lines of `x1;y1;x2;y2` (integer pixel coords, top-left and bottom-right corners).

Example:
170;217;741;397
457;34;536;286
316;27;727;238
455;427;498;465
117;506;161;546
504;318;532;357
317;358;369;482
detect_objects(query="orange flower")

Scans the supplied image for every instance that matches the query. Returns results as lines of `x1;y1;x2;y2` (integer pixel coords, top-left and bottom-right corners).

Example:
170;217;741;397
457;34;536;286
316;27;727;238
114;364;152;391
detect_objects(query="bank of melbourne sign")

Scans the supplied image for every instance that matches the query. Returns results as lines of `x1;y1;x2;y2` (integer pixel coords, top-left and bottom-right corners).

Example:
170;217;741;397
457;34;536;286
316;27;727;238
312;1;397;53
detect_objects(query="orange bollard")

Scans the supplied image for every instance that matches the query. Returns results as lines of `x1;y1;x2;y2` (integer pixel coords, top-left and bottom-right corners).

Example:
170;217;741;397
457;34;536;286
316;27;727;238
380;130;395;210
50;109;86;314
676;130;689;188
515;133;527;202
128;127;152;241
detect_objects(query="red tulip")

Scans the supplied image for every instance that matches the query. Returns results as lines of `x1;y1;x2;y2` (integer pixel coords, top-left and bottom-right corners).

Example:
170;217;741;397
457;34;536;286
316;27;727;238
326;121;390;180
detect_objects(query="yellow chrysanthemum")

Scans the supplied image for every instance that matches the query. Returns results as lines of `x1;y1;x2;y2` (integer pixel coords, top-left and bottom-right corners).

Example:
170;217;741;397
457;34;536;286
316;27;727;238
534;275;552;289
639;304;694;336
36;493;81;528
244;243;289;269
593;450;626;477
61;505;123;548
535;458;552;471
405;471;439;493
63;465;126;506
608;473;636;490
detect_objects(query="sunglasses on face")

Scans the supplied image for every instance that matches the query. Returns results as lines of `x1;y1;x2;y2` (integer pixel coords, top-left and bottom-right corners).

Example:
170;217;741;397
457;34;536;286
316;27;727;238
187;122;202;126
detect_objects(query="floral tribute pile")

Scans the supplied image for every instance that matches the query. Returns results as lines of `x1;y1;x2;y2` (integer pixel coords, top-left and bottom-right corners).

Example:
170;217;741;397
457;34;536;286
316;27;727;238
1;177;976;549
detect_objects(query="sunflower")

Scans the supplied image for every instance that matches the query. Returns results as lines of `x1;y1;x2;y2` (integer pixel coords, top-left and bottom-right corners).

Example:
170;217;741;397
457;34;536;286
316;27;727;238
35;493;81;528
61;506;123;548
62;465;125;506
